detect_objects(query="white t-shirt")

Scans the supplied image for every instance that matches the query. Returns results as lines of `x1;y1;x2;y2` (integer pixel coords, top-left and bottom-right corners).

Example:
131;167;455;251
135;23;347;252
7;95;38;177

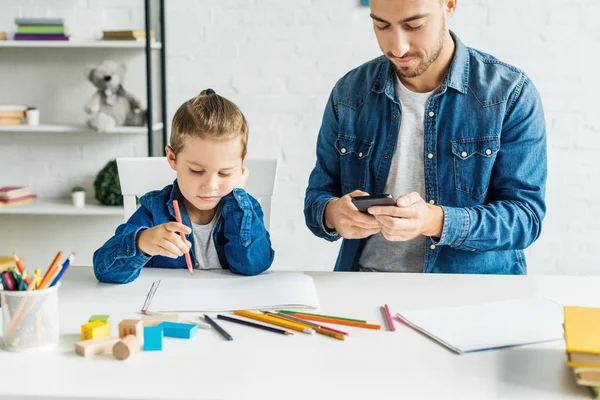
191;207;222;270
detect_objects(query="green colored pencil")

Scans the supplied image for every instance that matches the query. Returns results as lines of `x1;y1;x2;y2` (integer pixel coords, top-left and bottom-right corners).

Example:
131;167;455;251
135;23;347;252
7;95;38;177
278;310;366;323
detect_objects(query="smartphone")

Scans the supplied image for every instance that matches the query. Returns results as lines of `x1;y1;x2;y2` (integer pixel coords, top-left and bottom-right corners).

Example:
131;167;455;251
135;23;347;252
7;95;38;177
351;194;396;213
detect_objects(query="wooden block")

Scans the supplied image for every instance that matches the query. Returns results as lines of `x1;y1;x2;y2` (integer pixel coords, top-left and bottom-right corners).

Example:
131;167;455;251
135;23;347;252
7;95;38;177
143;325;163;351
89;315;110;324
118;319;144;343
113;335;141;360
75;336;119;358
81;321;111;340
160;321;198;339
142;313;179;326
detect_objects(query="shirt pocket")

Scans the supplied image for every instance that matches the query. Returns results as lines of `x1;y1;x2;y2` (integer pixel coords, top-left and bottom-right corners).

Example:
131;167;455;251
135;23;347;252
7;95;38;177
451;137;500;198
335;135;373;194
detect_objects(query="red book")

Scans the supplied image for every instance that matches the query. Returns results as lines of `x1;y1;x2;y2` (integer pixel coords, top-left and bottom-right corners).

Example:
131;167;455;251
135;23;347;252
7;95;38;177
0;194;37;203
0;186;33;200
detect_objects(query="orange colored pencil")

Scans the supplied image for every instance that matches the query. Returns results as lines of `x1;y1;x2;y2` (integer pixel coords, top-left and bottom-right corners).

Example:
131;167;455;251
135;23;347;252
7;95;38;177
288;313;381;330
172;200;193;276
13;253;32;285
39;264;62;290
38;251;62;289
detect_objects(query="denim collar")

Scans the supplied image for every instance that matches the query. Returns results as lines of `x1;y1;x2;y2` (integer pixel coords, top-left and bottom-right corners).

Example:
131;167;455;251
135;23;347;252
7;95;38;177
373;30;469;99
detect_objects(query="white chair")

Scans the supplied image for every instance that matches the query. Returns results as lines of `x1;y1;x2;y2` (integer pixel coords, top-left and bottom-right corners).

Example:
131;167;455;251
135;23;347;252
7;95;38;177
116;157;278;230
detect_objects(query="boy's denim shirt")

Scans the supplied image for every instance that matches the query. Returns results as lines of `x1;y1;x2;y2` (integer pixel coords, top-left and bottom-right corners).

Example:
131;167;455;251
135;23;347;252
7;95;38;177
305;32;547;274
94;180;275;283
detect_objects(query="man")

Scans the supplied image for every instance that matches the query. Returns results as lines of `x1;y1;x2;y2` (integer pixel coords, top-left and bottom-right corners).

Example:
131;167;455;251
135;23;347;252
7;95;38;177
304;0;546;274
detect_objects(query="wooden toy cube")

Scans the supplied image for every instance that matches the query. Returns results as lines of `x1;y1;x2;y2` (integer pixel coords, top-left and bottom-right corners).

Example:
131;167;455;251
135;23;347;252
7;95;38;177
75;336;119;357
118;319;144;344
160;322;198;339
143;325;163;351
81;321;110;340
89;315;110;324
142;313;180;326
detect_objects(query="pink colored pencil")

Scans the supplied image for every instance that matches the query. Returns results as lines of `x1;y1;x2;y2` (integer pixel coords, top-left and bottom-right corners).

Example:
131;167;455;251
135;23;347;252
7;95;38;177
172;200;193;276
383;304;395;331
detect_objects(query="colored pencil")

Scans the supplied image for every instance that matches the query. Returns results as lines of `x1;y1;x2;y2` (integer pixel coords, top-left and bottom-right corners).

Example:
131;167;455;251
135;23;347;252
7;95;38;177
217;314;293;336
203;314;233;341
38;251;62;289
382;304;396;331
279;310;367;323
264;311;349;336
51;252;74;286
234;310;315;334
286;313;381;330
39;264;62;290
172;200;193;276
13;253;25;274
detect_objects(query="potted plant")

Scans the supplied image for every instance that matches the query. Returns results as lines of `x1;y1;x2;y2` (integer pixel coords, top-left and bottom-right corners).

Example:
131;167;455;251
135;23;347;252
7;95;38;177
71;186;86;208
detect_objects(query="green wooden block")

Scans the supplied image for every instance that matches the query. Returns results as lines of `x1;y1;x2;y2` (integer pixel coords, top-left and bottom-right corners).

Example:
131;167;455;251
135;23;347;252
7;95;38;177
89;315;111;324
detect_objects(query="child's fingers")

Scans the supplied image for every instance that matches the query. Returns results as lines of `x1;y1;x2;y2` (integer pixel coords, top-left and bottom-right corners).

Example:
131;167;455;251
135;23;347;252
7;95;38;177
156;244;181;259
164;222;191;235
166;232;191;254
159;239;184;257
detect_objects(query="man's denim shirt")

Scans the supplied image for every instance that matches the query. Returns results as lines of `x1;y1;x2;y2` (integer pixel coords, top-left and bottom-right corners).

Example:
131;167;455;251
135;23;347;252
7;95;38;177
305;33;547;274
94;180;275;283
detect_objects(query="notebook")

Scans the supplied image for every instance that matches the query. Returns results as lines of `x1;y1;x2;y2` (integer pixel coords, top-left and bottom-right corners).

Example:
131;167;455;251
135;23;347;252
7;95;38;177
141;272;320;312
396;298;564;354
565;306;600;367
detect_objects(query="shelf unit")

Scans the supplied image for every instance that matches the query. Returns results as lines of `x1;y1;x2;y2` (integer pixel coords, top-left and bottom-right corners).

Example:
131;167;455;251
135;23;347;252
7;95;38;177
0;122;164;135
0;198;123;216
0;41;163;50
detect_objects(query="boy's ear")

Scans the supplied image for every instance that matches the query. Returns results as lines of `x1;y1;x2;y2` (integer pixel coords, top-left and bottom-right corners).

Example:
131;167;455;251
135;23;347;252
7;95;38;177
165;146;177;171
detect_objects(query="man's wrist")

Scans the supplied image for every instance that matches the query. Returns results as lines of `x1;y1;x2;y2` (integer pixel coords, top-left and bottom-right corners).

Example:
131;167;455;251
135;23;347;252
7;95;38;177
324;198;338;230
423;204;444;237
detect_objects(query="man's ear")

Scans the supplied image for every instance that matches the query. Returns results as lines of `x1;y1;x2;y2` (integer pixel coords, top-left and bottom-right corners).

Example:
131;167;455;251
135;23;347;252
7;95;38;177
166;146;178;171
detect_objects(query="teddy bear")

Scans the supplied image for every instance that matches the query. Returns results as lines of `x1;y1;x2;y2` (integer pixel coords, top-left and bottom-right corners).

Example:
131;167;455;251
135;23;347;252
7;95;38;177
84;60;147;132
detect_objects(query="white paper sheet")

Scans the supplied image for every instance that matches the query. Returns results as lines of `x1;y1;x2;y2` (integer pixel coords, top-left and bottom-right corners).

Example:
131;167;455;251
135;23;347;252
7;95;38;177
143;272;320;312
396;298;564;354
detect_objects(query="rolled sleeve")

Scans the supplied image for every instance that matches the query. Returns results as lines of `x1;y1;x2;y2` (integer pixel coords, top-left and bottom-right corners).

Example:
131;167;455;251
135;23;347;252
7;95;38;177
433;206;470;248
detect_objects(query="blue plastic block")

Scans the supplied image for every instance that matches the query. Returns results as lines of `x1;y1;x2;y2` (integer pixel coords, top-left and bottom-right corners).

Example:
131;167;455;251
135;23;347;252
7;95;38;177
159;322;198;339
144;325;163;351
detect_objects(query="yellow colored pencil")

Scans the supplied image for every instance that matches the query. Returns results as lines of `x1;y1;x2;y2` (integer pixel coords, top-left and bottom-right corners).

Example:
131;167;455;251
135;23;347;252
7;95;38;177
234;310;315;334
314;326;346;341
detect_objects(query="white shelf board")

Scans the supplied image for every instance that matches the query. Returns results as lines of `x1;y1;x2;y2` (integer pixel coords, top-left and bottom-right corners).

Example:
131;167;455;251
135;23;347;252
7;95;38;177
0;40;162;50
0;122;163;134
0;198;124;216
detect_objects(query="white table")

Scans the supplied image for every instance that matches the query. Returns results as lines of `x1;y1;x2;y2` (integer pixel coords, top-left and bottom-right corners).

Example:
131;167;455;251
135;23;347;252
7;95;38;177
1;267;597;400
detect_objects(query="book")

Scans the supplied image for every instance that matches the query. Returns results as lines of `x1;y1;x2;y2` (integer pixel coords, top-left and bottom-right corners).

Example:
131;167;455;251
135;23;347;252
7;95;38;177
0;194;37;203
13;33;69;41
0;110;26;118
15;18;64;26
0;198;34;208
574;367;600;386
0;105;27;112
0;256;16;272
103;29;154;38
17;25;66;34
0;117;22;125
0;186;33;200
0;31;6;40
396;298;564;354
565;306;600;367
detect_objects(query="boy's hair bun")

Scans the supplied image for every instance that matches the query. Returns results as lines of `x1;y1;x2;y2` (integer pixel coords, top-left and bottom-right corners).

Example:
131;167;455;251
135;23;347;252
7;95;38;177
200;88;216;96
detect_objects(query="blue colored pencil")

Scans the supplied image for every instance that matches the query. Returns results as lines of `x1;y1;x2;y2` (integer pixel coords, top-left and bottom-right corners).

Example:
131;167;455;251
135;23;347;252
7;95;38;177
51;253;74;287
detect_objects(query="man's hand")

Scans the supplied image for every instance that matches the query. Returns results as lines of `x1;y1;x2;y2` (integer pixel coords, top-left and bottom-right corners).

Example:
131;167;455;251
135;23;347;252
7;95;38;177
137;222;192;258
324;190;382;239
367;192;444;242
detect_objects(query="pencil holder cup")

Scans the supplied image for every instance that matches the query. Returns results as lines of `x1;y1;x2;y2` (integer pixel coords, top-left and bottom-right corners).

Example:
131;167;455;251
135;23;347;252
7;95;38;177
1;283;60;352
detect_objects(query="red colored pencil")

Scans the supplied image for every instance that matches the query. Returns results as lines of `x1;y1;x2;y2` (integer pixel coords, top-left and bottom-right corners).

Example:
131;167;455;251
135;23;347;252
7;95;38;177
172;200;193;276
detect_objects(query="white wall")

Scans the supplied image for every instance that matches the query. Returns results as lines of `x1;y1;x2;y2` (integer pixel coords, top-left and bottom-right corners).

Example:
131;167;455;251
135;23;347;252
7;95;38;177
1;0;598;274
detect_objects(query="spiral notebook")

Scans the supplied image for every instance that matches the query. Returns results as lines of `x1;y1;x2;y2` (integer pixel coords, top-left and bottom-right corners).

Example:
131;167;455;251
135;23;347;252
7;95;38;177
396;298;564;354
141;272;320;313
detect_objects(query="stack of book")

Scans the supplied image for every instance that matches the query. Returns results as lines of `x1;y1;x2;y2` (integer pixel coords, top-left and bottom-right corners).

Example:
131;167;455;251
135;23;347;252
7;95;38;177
0;105;26;125
0;186;36;207
14;18;69;41
102;30;154;42
565;306;600;399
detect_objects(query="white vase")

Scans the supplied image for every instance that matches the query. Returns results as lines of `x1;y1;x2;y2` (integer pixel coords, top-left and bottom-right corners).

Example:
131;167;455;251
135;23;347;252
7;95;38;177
72;192;86;208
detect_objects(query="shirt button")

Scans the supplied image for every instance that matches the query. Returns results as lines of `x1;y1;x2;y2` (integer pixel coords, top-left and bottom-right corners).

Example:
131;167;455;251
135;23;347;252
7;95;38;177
340;148;347;154
383;154;389;160
125;247;131;255
428;111;435;117
358;152;363;158
429;199;435;204
461;151;468;158
430;244;436;250
237;195;242;200
427;153;434;159
392;114;398;120
485;149;492;155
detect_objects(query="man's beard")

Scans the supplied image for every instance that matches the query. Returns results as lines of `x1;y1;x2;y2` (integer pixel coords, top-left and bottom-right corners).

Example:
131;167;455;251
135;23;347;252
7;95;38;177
390;24;446;79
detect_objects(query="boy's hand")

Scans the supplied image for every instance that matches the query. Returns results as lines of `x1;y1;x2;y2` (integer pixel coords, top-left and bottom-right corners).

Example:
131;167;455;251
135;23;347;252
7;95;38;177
136;222;192;258
237;166;250;189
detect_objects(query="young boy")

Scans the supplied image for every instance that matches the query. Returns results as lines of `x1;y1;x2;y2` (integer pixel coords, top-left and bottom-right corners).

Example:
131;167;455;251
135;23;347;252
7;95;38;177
93;89;275;283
